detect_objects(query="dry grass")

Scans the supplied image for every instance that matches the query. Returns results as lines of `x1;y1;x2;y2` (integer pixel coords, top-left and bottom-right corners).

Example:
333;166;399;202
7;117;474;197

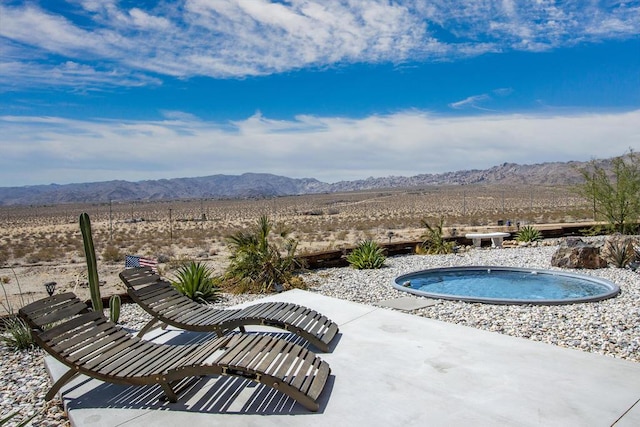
0;184;594;313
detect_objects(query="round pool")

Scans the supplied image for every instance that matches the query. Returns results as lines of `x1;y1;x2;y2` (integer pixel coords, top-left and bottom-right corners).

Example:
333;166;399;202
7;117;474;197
393;266;620;305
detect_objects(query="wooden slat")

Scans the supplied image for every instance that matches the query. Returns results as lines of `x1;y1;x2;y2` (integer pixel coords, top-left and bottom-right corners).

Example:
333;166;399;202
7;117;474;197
305;361;330;400
39;311;103;342
289;350;318;389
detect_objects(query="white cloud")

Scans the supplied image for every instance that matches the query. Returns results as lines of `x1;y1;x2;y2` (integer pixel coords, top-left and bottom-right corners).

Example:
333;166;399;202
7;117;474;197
1;1;638;88
1;109;638;186
449;94;492;110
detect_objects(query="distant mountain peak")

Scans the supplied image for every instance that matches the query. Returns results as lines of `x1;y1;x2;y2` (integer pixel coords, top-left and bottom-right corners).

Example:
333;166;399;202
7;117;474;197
0;158;596;206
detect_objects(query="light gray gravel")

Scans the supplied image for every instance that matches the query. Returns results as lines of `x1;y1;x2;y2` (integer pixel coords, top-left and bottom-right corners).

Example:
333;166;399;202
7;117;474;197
2;241;639;425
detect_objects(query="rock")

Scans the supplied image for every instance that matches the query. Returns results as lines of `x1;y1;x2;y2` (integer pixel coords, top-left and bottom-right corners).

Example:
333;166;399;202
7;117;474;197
550;238;607;269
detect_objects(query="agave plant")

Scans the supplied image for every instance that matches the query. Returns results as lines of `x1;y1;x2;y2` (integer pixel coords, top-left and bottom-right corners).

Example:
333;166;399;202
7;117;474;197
171;261;221;303
346;240;386;269
516;225;542;243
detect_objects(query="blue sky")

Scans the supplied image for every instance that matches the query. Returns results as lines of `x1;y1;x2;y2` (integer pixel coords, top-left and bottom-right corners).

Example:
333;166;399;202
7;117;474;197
1;1;639;187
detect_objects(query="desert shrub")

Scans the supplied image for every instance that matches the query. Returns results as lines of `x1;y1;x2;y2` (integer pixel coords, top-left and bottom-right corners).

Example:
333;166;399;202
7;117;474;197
603;238;635;268
156;253;171;263
170;261;221;303
579;224;613;236
1;316;35;351
102;244;122;263
347;240;386;269
419;217;455;254
166;255;193;270
223;215;300;293
516;225;542;242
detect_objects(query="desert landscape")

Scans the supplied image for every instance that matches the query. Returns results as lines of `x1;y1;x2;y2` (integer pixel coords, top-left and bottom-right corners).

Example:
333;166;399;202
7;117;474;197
0;184;593;314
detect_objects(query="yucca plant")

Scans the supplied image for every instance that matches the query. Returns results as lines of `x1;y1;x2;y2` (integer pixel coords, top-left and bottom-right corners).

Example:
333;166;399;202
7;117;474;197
225;215;301;293
347;240;386;269
419;217;455;254
0;409;38;426
604;239;635;268
516;225;542;242
171;261;221;304
1;271;35;351
1;316;35;351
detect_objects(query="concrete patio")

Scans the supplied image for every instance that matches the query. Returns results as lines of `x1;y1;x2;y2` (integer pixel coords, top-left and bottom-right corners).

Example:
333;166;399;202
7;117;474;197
47;289;640;426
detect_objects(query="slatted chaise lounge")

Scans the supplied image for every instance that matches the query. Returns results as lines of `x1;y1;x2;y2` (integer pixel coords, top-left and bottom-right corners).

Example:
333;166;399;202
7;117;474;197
19;292;331;412
119;267;339;352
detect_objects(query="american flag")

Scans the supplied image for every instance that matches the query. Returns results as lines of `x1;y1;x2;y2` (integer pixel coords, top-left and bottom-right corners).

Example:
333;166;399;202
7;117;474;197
125;255;158;272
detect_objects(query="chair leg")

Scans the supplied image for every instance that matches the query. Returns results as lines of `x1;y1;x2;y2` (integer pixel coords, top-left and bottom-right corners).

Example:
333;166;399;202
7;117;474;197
159;382;178;403
136;318;164;337
158;377;203;402
45;369;81;401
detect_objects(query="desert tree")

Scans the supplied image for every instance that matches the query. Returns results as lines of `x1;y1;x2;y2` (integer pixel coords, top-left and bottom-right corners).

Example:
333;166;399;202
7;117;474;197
577;150;640;234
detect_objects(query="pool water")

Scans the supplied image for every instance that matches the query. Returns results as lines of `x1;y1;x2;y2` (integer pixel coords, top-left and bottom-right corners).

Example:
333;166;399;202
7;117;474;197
393;266;620;305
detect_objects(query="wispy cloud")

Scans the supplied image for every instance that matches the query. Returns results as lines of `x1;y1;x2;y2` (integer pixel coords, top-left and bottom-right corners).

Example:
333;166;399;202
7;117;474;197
1;1;639;89
449;94;492;110
1;109;638;186
450;87;516;110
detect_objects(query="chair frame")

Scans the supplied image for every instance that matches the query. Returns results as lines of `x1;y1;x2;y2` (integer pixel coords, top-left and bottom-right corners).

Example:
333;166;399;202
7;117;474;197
119;267;339;352
19;293;331;412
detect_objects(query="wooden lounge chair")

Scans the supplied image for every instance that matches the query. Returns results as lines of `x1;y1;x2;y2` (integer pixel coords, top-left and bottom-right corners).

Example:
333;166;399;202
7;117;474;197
119;267;339;352
19;292;331;412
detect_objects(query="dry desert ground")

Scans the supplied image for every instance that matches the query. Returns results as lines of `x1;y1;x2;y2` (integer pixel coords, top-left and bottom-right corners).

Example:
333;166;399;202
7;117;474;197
0;184;593;314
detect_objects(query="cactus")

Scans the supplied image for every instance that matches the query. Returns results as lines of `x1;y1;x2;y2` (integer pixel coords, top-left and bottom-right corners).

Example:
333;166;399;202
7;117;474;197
109;294;121;323
80;213;103;312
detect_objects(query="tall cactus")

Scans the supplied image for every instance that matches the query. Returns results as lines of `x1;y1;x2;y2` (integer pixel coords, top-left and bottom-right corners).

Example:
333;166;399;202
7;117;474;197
80;213;103;312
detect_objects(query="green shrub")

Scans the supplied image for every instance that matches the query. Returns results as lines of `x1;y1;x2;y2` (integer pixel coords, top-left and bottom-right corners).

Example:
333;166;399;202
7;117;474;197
171;261;221;304
419;217;455;254
516;225;542;242
224;215;300;293
1;316;35;351
347;240;386;269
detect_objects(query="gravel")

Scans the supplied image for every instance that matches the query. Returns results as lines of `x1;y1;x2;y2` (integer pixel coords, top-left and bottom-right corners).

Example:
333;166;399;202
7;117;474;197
2;240;639;425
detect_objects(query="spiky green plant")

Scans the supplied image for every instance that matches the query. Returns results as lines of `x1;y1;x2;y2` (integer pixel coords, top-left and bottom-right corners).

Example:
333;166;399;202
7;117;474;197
604;239;635;268
0;409;38;426
346;240;386;269
224;215;300;293
516;225;542;242
1;316;34;351
171;261;221;303
419;217;455;254
80;213;102;312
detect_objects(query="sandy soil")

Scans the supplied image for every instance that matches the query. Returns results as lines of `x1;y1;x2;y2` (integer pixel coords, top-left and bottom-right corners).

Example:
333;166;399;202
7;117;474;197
0;185;593;315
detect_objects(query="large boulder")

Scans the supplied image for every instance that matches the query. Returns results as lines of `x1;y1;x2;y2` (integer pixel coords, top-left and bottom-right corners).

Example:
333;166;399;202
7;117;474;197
550;237;607;269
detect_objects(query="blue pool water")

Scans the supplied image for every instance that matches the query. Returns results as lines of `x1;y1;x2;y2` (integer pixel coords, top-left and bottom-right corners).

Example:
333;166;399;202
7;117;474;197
393;266;620;305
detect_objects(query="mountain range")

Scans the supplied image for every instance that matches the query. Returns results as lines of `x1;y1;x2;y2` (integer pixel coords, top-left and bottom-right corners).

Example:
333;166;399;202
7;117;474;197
0;158;600;206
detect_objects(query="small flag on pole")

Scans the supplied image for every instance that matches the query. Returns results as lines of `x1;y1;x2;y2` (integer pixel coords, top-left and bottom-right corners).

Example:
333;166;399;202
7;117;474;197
125;255;158;272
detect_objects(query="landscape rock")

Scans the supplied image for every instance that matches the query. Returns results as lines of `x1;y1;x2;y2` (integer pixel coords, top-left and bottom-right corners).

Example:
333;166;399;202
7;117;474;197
550;237;607;269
